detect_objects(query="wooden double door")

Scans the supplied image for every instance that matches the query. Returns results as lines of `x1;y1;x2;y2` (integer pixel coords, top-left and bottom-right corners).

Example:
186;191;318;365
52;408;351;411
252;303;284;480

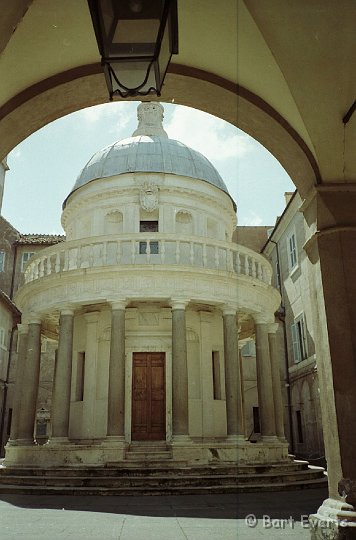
131;352;166;441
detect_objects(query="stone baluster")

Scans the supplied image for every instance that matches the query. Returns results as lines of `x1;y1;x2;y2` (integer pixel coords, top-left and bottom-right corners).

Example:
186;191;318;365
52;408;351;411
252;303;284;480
236;250;241;273
215;246;219;267
203;243;207;266
116;240;121;263
160;239;165;263
131;239;135;263
55;252;60;273
175;241;180;264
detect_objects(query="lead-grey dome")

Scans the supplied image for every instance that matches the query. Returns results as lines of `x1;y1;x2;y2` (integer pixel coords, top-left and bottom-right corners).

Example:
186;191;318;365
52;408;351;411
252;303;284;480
64;103;236;209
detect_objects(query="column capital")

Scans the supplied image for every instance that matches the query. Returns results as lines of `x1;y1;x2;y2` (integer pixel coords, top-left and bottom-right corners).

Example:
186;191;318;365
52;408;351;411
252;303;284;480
222;305;237;316
254;313;274;325
60;307;75;317
28;315;42;325
17;323;28;335
267;322;279;334
110;299;127;311
171;299;188;310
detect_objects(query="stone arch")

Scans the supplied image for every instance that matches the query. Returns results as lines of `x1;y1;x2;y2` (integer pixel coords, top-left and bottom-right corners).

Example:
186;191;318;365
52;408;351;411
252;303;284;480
0;65;319;198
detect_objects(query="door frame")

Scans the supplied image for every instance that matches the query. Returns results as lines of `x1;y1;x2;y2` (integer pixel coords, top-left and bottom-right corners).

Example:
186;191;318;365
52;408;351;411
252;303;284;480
131;352;166;441
125;347;172;443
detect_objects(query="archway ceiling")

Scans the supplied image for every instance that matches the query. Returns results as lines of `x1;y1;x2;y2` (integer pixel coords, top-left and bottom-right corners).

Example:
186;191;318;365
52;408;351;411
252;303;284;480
0;0;355;189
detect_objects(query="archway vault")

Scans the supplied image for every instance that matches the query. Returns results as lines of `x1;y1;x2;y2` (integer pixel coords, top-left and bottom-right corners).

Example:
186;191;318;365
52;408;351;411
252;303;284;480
0;62;319;199
1;0;355;196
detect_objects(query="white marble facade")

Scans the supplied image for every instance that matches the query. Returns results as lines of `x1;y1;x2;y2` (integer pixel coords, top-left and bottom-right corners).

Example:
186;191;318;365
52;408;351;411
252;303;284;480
6;103;287;467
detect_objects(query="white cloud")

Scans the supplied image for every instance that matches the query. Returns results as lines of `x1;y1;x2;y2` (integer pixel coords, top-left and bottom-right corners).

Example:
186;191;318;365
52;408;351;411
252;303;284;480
238;211;263;226
165;106;252;161
75;103;135;135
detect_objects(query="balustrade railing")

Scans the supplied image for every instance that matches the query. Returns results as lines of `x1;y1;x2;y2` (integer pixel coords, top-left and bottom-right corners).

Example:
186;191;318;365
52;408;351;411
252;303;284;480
24;234;272;285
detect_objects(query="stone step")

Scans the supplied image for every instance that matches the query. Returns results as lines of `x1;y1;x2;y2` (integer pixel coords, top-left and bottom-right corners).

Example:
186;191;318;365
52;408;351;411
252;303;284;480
0;468;325;487
0;476;328;496
0;461;314;477
125;452;172;461
0;462;326;495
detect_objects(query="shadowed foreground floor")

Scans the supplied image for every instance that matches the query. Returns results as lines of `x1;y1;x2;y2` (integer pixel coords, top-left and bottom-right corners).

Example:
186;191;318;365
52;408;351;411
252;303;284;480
0;487;327;539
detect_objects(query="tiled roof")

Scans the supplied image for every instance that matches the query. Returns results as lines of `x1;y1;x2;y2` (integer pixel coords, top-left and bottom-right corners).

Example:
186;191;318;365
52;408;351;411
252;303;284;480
0;289;21;317
16;234;65;245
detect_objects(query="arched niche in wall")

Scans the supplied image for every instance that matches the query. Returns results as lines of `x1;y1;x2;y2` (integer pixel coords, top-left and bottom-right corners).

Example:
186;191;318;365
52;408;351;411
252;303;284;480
176;210;193;235
104;211;123;235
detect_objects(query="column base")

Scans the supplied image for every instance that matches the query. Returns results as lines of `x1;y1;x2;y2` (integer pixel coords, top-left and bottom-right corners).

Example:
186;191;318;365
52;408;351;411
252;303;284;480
261;435;280;444
226;434;247;443
309;498;356;539
46;437;70;446
106;435;126;443
10;438;36;447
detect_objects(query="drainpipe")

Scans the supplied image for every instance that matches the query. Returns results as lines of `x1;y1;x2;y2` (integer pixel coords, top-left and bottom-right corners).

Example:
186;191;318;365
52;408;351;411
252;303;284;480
269;239;295;454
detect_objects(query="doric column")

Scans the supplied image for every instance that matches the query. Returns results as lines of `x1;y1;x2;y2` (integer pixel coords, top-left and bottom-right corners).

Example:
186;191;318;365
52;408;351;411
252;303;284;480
8;323;28;442
255;317;277;441
51;308;74;439
268;323;286;441
107;300;126;437
17;316;42;443
223;307;245;438
171;300;189;437
82;311;100;438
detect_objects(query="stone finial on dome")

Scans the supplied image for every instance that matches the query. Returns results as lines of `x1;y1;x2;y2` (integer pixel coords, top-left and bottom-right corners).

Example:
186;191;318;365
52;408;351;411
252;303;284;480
132;102;168;138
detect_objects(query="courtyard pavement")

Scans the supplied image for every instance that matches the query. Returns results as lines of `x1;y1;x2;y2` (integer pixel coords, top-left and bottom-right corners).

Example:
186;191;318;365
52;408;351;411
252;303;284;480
0;487;327;539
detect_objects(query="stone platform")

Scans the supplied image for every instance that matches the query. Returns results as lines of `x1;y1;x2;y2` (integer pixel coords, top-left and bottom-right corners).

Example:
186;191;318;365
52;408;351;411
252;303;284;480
0;459;326;496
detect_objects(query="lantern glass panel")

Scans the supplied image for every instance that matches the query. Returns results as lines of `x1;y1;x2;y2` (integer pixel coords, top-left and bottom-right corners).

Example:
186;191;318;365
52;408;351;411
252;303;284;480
109;60;157;94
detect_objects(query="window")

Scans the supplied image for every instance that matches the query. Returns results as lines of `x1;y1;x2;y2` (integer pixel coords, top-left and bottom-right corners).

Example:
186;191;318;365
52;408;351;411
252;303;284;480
286;231;298;271
0;327;6;349
291;314;308;363
75;352;85;401
253;407;261;433
212;351;222;400
139;220;159;254
21;251;35;272
296;410;304;443
6;408;12;437
0;251;5;272
241;340;256;357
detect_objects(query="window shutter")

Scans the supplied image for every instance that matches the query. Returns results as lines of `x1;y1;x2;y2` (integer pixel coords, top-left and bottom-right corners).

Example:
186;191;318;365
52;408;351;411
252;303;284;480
291;322;301;363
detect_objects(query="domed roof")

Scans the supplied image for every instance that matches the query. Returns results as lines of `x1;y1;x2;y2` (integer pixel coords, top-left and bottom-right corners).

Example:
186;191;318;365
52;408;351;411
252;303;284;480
64;103;235;209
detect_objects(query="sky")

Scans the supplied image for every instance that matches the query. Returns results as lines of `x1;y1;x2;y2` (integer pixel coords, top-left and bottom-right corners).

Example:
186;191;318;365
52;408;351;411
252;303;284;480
2;101;295;235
